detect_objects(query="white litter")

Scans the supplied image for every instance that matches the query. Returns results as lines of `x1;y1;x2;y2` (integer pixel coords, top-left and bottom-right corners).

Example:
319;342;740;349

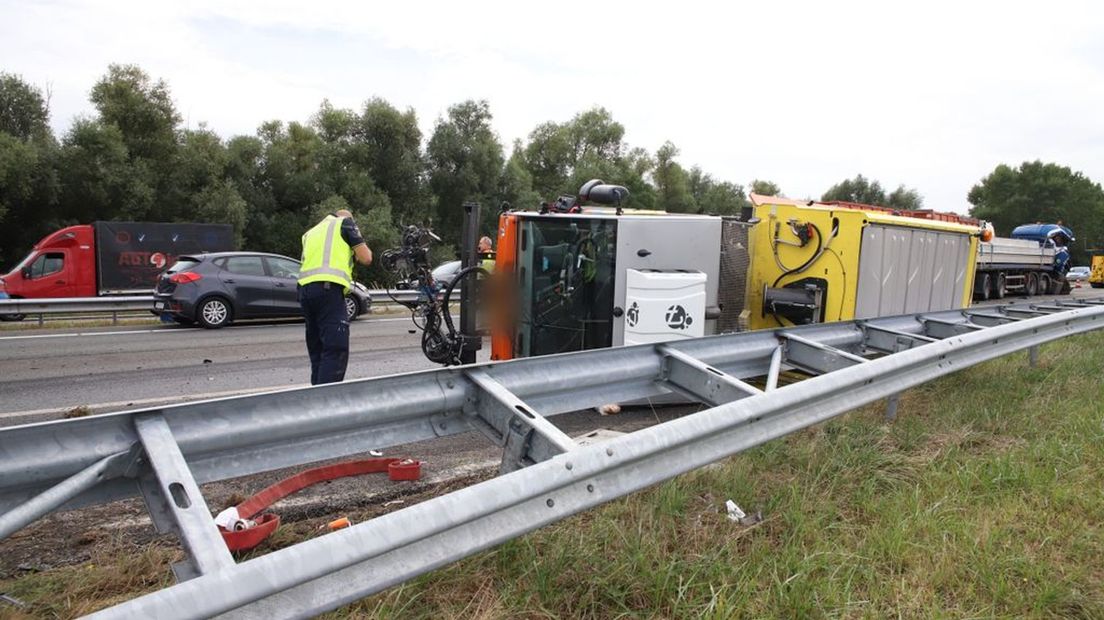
725;499;746;522
214;506;240;530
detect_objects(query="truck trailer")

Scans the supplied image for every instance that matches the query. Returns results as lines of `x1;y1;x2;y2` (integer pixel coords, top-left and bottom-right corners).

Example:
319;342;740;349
0;222;235;301
973;223;1074;299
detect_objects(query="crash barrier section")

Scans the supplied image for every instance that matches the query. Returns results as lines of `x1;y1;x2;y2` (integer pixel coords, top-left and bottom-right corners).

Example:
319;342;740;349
0;289;453;325
0;298;1102;618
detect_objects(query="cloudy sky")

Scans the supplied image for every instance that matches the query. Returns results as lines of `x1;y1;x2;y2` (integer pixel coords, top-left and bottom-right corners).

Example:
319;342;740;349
3;0;1104;213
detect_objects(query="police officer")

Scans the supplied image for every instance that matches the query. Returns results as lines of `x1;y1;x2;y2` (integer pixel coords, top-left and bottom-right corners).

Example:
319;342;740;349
298;209;372;385
477;235;495;273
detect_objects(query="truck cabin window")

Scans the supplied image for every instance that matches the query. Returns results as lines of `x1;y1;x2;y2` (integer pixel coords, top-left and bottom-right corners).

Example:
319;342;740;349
28;253;64;279
516;217;617;357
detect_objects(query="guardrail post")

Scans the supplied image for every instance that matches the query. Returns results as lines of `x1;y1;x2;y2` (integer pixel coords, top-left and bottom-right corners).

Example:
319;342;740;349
1028;345;1039;367
884;393;901;421
37;313;44;326
133;413;234;581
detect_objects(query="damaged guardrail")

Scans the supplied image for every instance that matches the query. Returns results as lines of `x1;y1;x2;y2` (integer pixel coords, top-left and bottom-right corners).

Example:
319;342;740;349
0;298;1101;618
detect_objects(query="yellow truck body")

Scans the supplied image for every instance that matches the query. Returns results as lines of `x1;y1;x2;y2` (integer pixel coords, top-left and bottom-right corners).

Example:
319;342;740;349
1091;255;1104;288
745;201;980;330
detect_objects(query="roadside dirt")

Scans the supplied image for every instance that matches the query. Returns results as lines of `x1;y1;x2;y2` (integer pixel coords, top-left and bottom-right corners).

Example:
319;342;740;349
0;404;697;578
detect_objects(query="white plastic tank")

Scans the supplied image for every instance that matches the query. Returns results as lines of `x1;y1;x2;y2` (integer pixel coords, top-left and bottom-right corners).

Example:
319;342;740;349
623;269;706;346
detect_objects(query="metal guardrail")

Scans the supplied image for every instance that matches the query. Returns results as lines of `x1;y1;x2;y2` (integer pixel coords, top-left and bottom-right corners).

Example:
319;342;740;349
0;289;444;325
0;298;1102;618
0;296;155;314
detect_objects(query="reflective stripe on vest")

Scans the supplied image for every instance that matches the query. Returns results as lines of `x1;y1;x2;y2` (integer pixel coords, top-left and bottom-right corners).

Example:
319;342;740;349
298;216;353;291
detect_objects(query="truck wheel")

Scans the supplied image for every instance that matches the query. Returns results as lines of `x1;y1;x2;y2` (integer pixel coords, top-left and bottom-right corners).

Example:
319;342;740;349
1025;273;1038;296
1039;273;1052;296
993;273;1006;299
977;273;992;301
1052;277;1066;295
197;297;232;329
344;296;360;321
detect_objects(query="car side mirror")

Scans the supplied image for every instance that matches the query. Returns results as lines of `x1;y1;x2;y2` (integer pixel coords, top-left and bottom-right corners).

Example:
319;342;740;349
21;267;30;279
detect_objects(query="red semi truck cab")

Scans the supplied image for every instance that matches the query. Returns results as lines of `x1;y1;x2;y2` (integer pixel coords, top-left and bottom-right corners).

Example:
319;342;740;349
1;225;98;298
0;222;235;299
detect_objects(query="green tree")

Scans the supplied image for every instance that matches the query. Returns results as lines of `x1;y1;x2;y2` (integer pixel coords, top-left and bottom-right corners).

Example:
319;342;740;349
652;141;694;213
83;65;186;222
523;107;626;199
968;161;1104;262
689;167;749;215
0;73;59;266
56;119;152;223
499;145;541;211
749;179;782;196
89;64;180;163
0;73;50;141
821;174;887;205
426;100;504;238
193;180;248;246
885;185;923;210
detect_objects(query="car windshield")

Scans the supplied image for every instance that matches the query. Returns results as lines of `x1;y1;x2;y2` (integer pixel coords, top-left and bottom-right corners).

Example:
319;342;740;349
165;258;201;274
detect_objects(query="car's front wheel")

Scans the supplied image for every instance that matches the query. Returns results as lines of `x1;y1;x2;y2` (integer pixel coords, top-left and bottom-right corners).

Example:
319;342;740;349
197;297;232;329
345;296;360;321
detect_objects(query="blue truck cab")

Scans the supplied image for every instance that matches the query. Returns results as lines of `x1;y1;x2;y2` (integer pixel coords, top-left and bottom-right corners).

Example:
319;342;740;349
1011;224;1075;275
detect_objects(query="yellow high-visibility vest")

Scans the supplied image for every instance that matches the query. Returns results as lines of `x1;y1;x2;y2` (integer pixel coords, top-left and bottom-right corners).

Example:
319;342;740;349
479;252;496;273
298;215;353;292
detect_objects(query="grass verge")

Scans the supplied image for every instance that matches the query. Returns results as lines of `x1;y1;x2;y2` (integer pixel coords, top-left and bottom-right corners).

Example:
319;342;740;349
2;332;1103;618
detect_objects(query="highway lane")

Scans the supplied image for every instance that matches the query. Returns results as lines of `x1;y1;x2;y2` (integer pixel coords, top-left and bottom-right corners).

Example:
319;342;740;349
0;315;474;423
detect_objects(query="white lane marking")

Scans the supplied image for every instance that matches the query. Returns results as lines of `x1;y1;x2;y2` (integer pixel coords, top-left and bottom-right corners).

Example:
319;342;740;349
0;316;410;342
0;383;311;420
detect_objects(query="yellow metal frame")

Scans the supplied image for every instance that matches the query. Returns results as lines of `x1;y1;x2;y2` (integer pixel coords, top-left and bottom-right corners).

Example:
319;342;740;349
1090;255;1104;287
744;202;980;330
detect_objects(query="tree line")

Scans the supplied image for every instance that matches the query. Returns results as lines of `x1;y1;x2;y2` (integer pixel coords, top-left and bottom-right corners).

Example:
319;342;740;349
3;64;1103;282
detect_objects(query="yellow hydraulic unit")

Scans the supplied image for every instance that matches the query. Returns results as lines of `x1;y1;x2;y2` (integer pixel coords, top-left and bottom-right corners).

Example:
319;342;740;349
744;198;982;331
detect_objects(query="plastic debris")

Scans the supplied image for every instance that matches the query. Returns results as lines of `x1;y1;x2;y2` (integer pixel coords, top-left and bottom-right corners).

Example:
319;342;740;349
214;506;241;530
725;499;746;522
327;517;351;531
597;403;622;416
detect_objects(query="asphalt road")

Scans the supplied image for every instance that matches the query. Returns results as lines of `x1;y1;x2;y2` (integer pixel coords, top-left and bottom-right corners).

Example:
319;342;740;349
0;314;482;424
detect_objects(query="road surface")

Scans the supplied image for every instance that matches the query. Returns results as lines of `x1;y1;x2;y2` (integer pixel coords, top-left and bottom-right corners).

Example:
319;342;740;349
0;315;474;425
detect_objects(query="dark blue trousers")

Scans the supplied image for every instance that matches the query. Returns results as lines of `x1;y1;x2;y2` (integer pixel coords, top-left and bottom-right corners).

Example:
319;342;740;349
298;282;349;385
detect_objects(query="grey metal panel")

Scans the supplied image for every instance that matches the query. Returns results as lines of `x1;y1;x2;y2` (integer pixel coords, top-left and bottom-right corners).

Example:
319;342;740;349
717;219;751;332
905;230;936;313
977;238;1052;268
613;216;721;345
856;225;972;318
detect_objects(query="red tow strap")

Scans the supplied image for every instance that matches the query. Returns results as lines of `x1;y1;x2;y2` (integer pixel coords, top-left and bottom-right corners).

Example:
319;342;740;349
219;457;421;551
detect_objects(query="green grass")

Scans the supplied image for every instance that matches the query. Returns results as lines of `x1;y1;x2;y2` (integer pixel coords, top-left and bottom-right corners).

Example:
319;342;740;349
3;333;1103;619
338;332;1104;619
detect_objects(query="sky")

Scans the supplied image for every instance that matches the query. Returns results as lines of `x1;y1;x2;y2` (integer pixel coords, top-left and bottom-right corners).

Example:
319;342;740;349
3;0;1104;214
